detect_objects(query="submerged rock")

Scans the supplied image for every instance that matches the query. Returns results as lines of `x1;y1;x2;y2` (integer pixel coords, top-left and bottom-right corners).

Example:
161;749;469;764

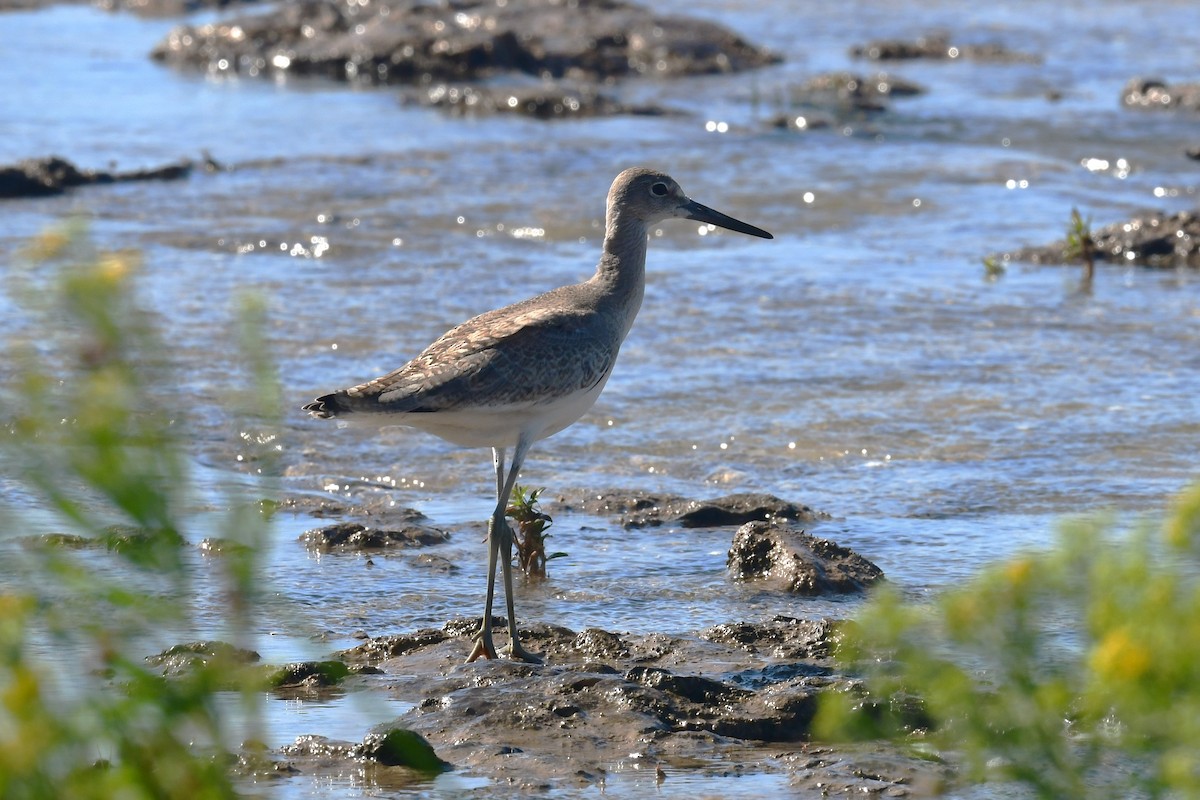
146;640;261;677
793;70;922;109
279;728;448;773
406;82;671;119
0;155;193;200
993;209;1200;270
1122;77;1200;112
359;728;449;773
268;660;351;690
728;520;884;595
151;0;780;85
556;490;827;529
850;33;1037;63
300;520;450;550
769;71;924;131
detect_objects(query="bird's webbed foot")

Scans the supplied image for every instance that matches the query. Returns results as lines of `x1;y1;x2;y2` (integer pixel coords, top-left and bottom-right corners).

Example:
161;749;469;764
466;629;498;663
502;640;543;665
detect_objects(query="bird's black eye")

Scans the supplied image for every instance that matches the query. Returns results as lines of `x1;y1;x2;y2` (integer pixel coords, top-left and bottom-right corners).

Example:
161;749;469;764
650;182;669;197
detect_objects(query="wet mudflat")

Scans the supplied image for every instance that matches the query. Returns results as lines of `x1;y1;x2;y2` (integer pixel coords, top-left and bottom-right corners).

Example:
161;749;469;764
1;0;1198;797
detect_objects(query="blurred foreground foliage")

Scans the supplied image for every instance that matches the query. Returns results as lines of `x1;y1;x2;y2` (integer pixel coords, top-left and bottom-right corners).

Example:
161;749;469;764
1;227;274;799
817;484;1200;798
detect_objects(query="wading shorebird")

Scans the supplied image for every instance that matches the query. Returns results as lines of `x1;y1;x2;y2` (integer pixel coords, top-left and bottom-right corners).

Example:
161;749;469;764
304;167;772;663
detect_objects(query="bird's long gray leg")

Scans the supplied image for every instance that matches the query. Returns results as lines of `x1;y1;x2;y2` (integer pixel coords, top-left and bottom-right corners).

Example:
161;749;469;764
496;436;541;664
466;447;506;663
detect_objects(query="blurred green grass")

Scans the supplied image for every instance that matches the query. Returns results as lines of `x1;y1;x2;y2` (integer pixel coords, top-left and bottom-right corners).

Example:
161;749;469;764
2;226;275;799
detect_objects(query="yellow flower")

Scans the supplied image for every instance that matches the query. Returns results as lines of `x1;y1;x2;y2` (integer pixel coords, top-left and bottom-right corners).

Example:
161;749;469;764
1090;627;1152;683
1003;556;1034;588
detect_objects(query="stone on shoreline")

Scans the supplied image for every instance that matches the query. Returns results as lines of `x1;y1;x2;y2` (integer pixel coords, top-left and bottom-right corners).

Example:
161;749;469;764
728;520;884;595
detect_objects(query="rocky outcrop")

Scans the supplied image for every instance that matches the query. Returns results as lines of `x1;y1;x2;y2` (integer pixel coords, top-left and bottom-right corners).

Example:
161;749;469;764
993;209;1200;270
0;155;194;199
769;71;924;130
1122;78;1200;112
299;520;450;550
850;33;1037;63
728;520;884;595
404;82;671;119
555;490;827;528
151;0;780;85
259;617;945;795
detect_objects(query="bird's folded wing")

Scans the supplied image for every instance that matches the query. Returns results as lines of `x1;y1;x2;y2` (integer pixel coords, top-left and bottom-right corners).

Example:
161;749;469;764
340;304;617;413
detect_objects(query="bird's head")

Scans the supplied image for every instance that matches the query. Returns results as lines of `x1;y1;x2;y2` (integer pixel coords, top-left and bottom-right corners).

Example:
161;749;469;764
607;167;773;239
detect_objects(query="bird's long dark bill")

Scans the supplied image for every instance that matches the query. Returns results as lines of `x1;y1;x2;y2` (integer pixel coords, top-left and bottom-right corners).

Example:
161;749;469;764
683;199;773;239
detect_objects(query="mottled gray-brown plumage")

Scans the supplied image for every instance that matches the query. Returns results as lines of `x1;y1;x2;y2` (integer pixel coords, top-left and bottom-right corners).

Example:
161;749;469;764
304;167;772;663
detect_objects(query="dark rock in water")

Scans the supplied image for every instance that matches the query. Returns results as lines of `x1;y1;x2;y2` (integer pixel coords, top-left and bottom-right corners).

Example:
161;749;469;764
408;552;459;573
1187;146;1200;161
268;660;351;689
279;734;355;758
151;0;779;85
146;640;261;677
673;493;827;528
300;521;450;550
850;32;1037;63
22;533;95;550
359;728;449;773
197;536;253;555
279;729;449;773
1122;78;1200;112
556;490;827;529
407;82;671;119
728;521;884;595
0;156;91;197
993;209;1200;270
793;70;922;108
0;156;193;200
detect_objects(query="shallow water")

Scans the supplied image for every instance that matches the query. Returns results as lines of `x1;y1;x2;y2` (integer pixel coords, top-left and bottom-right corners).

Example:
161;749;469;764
1;0;1198;796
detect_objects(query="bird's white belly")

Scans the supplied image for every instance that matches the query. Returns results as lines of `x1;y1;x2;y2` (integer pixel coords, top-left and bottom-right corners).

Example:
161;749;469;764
394;370;614;449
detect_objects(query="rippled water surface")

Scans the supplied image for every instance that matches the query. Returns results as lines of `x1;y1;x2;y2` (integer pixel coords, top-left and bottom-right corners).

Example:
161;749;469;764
1;0;1198;796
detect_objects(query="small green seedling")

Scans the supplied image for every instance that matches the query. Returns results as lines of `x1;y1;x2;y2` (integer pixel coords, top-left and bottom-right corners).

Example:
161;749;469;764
1064;207;1096;283
982;255;1006;280
507;485;565;579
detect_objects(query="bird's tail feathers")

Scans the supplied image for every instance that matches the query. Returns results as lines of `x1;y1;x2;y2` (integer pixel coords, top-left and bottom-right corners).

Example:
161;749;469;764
303;393;352;419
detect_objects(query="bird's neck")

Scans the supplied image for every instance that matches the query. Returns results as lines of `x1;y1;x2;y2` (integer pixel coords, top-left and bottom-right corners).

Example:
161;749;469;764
591;210;648;334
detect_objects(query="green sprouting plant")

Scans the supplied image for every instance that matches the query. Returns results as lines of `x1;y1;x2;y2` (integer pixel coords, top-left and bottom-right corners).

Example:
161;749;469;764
1;226;274;799
1064;207;1096;282
815;483;1200;799
982;255;1006;281
506;484;565;579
